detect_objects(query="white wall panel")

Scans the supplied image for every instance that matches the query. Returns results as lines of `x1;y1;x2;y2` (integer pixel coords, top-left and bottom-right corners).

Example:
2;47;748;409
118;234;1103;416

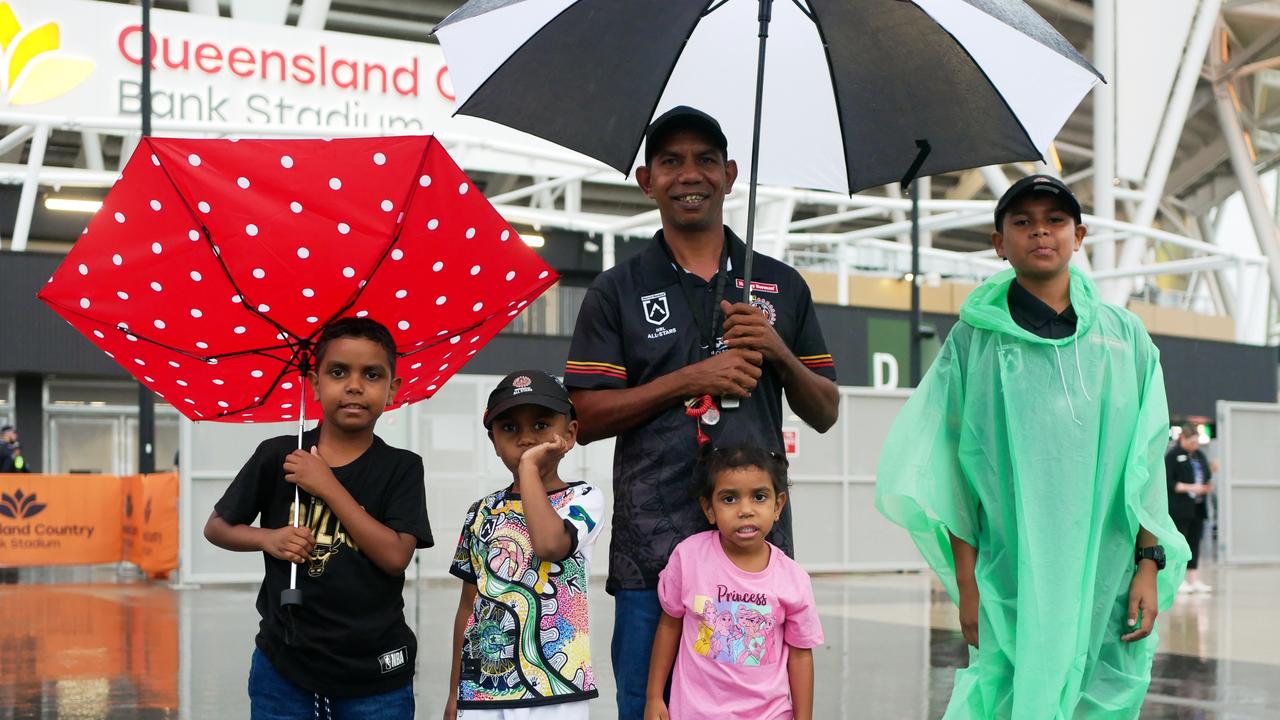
1217;401;1280;564
180;381;928;582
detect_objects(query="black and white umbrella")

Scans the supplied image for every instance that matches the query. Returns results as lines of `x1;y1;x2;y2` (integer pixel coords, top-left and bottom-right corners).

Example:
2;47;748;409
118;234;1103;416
434;0;1101;293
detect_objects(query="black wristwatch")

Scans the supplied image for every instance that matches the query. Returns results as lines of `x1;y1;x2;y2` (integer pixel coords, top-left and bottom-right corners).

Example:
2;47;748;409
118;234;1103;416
1135;545;1165;571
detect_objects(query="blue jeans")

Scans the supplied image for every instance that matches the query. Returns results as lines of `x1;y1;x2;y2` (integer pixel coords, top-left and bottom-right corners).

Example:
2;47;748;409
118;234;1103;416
248;647;414;720
611;589;667;720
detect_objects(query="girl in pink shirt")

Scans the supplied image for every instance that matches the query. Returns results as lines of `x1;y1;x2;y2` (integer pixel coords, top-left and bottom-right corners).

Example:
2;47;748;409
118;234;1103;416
644;446;824;720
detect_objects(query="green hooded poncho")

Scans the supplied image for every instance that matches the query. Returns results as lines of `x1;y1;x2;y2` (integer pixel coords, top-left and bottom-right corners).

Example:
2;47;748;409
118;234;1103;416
876;267;1189;719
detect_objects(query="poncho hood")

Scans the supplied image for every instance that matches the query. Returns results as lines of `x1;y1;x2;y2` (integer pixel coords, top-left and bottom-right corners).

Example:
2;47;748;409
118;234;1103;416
959;265;1098;344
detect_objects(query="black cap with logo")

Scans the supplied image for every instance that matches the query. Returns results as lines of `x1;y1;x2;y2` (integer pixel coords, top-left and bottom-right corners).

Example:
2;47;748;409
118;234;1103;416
483;370;575;429
994;174;1082;230
644;106;729;165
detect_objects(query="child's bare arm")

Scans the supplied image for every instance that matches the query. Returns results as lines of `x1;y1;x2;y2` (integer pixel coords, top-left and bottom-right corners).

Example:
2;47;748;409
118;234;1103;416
203;510;316;563
787;646;815;720
284;447;417;575
644;612;682;720
950;531;979;647
444;583;477;720
517;438;574;561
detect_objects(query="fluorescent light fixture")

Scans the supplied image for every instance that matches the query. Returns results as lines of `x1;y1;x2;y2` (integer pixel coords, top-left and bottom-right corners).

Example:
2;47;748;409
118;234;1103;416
522;234;545;248
45;197;103;213
902;272;915;283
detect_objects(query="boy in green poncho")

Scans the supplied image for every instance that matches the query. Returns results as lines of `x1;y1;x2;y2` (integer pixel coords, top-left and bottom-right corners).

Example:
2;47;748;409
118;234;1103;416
876;175;1189;719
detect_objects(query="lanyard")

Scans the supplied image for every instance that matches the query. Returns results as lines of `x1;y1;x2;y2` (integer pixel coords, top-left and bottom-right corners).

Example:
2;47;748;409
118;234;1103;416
660;235;730;359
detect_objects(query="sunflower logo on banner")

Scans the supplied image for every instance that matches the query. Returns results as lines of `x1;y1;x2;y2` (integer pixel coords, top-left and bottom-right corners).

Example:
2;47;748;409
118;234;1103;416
0;2;95;106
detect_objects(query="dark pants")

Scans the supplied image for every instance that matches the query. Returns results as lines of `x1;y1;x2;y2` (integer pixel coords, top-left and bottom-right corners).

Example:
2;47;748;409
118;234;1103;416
248;648;413;720
1174;516;1205;570
611;589;668;720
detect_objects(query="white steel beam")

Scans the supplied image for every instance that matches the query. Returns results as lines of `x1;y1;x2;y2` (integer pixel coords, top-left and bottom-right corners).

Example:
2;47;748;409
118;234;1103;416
297;0;333;30
885;182;910;244
0;125;33;157
80;131;105;172
1109;0;1223;302
230;0;290;24
1193;213;1236;316
1092;0;1117;277
1090;255;1255;279
1210;24;1280;301
488;170;600;206
1028;0;1094;24
980;166;1011;197
788;207;886;231
188;0;220;16
11;124;48;252
918;177;933;249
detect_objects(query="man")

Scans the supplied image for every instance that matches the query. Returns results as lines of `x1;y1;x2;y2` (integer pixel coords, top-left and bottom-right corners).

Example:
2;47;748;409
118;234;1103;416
563;106;839;719
1166;423;1214;593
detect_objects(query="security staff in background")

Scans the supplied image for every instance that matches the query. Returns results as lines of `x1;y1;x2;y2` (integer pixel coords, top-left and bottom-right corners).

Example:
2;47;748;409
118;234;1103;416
563;107;839;719
0;424;28;473
1166;423;1214;593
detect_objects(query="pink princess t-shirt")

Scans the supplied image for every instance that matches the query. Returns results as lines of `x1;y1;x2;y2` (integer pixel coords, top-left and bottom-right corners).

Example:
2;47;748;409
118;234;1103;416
656;530;825;720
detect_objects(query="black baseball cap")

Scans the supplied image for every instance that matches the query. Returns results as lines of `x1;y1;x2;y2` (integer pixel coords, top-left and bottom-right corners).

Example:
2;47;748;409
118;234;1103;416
644;106;729;165
483;370;575;429
994;174;1082;229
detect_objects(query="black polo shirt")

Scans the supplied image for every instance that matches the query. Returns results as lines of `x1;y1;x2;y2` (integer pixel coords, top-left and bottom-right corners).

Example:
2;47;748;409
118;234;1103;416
565;228;836;593
1007;278;1078;339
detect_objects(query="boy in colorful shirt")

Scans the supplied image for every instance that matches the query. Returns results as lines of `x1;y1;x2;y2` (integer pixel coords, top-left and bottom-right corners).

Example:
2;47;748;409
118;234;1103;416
446;370;605;719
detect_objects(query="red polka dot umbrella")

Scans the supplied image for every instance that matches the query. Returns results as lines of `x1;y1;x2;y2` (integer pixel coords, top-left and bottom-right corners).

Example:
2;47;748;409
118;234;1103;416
38;136;559;424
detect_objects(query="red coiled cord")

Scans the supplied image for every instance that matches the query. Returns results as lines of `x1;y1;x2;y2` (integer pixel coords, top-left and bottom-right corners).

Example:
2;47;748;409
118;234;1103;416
684;394;714;446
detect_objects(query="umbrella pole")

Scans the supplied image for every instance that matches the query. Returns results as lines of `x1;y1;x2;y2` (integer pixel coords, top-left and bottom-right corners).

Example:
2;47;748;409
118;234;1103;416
909;181;922;387
900;140;932;387
281;366;306;608
740;0;774;306
723;0;773;413
137;0;156;476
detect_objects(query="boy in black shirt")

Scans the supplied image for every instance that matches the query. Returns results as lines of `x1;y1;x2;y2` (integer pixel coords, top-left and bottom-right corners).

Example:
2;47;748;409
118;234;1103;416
205;317;433;719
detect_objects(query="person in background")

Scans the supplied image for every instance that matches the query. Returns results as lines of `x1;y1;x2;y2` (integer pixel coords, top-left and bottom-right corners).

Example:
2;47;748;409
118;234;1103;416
1167;423;1214;593
0;425;28;473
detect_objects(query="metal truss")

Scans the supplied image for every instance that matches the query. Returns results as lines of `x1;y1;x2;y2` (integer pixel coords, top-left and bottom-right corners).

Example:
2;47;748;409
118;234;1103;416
5;0;1280;345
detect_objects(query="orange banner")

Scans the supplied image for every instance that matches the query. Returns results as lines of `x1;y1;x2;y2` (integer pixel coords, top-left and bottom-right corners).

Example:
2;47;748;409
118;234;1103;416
123;472;179;578
0;472;178;576
0;474;123;566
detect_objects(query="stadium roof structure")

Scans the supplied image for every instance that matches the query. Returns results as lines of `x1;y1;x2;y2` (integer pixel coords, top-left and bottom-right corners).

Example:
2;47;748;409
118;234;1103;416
4;0;1279;344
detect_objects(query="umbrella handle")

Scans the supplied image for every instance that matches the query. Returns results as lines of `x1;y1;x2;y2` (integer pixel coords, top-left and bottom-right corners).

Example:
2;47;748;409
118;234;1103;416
283;366;307;607
900;139;933;189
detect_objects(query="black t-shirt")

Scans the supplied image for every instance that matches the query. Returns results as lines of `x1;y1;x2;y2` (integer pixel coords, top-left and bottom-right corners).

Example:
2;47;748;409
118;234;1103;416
1007;278;1078;339
564;228;836;593
214;429;433;697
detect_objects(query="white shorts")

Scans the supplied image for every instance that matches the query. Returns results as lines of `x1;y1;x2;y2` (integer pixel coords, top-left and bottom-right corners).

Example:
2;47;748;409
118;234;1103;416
457;701;590;720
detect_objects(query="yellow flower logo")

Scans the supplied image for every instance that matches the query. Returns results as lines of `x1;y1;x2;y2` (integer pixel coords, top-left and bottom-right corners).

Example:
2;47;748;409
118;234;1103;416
0;2;95;106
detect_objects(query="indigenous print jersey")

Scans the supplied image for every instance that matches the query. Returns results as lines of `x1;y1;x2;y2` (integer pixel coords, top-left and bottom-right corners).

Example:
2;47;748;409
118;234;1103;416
450;481;604;709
